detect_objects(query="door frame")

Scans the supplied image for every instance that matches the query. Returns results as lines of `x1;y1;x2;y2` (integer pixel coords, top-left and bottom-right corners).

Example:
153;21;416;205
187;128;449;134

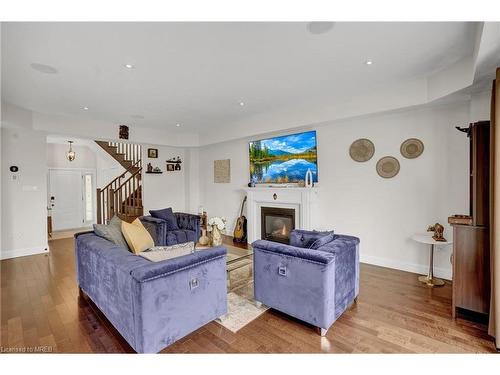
47;168;97;230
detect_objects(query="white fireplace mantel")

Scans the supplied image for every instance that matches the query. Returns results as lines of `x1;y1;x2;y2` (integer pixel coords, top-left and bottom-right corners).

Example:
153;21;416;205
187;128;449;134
244;187;319;243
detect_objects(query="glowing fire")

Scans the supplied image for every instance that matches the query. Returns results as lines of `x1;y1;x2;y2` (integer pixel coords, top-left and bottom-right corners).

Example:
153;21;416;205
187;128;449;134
281;224;288;236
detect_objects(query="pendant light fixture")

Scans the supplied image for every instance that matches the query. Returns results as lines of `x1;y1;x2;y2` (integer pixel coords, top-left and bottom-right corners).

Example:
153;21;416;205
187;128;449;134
66;141;76;162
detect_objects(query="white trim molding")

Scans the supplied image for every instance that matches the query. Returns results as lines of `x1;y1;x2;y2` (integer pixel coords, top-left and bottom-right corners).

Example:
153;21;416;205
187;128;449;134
360;254;452;280
0;245;49;260
245;187;319;243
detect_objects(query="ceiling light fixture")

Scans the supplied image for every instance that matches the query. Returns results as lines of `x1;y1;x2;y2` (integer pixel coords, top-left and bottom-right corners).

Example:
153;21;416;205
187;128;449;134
66;141;76;162
82;106;89;110
176;123;181;127
124;64;134;69
365;60;373;65
239;101;245;106
306;22;335;35
30;63;58;74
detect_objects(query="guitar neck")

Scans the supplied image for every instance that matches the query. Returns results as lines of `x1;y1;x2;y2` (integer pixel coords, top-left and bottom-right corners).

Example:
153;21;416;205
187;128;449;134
239;197;247;217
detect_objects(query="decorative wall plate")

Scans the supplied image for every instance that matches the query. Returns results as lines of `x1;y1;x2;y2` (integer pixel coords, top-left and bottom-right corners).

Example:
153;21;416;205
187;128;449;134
349;138;375;162
376;156;400;178
400;138;424;159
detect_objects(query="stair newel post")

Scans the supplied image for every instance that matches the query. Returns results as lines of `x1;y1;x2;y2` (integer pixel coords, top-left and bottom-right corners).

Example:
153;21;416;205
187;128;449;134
97;188;102;224
132;173;136;209
109;187;115;220
120;182;124;216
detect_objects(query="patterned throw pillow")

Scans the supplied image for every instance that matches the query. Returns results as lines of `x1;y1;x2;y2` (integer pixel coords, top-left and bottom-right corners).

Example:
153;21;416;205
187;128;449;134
139;242;195;262
149;207;179;230
93;216;130;250
121;218;155;254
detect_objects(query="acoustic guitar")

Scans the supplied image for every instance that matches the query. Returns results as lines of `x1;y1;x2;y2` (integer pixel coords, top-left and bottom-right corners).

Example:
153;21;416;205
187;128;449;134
233;196;247;243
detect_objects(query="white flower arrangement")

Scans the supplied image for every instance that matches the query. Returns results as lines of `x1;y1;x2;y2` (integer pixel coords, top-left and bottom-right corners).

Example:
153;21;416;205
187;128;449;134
207;216;226;232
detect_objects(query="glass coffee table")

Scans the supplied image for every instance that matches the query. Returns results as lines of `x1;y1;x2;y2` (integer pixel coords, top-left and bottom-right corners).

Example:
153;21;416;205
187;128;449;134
196;243;253;291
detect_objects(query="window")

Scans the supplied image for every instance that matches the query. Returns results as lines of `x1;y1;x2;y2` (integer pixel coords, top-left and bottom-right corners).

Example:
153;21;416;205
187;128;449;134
83;173;93;222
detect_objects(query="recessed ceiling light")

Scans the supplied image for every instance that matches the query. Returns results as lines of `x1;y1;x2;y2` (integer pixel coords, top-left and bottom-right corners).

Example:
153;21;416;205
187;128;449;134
30;63;58;74
306;22;335;35
365;60;373;65
124;64;134;69
82;106;89;111
176;123;181;127
239;101;245;106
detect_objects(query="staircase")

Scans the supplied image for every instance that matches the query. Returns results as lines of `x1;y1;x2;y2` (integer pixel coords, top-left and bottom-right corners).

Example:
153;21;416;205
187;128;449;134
95;141;143;224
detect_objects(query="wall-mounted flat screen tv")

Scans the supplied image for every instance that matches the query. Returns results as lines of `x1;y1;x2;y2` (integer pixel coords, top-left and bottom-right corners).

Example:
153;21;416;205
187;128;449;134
249;130;318;184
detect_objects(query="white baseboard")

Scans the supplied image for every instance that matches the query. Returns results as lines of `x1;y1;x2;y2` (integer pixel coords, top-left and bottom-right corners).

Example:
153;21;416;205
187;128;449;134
0;245;49;260
360;254;452;280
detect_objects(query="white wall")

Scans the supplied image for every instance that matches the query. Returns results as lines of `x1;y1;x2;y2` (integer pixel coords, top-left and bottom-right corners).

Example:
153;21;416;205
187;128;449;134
142;145;187;214
47;143;97;169
199;139;250;233
196;101;482;279
1;104;48;259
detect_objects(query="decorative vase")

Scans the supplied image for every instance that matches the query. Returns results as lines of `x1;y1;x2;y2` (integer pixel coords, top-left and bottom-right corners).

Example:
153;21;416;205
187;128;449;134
211;225;223;247
198;229;210;246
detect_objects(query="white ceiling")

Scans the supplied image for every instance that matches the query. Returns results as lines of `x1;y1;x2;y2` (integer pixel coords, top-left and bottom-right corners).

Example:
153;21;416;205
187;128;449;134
0;22;495;144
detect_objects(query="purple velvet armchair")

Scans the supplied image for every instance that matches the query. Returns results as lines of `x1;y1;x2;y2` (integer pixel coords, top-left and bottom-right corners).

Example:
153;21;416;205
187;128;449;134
252;229;359;336
75;232;227;353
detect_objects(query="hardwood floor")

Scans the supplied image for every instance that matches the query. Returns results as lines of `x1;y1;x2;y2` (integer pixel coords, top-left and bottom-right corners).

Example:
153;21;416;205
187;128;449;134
0;237;497;353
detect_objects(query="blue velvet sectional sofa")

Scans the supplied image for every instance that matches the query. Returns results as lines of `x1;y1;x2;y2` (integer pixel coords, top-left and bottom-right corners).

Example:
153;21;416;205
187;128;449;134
140;212;201;246
253;229;359;336
75;231;227;353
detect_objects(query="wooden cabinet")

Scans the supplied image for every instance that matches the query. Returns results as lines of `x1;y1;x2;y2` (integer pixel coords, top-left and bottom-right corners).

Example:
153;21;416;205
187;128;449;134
450;121;491;318
451;225;490;316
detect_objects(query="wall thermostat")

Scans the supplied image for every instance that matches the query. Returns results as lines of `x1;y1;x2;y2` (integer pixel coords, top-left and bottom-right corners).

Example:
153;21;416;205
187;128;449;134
10;166;19;172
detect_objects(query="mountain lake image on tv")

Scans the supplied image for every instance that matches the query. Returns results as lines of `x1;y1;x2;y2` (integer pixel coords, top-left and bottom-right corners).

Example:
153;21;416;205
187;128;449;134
249;130;318;184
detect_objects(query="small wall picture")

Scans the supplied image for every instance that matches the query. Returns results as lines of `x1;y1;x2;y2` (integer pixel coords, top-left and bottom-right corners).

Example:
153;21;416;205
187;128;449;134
119;125;129;140
148;148;158;158
166;163;175;171
214;159;231;183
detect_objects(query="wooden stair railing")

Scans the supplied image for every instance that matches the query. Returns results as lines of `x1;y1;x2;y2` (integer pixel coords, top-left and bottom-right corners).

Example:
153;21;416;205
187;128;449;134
96;141;143;224
95;141;142;173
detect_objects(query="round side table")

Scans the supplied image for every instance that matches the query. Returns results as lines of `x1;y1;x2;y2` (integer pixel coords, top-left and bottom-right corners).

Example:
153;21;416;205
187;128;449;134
411;233;453;287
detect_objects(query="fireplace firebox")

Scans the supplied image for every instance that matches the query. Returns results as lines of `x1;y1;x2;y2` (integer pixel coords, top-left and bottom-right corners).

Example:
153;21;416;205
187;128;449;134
261;207;295;244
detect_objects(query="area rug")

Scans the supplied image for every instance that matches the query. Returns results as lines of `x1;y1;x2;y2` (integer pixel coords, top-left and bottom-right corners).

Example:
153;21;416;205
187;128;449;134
216;292;268;332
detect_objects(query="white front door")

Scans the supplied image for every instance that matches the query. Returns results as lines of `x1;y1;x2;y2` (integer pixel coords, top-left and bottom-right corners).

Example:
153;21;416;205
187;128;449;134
48;169;95;230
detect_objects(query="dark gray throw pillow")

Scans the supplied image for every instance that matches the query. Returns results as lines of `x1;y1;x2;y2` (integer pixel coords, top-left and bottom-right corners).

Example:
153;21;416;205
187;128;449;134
93;216;130;250
149;207;179;230
289;229;334;248
309;232;335;250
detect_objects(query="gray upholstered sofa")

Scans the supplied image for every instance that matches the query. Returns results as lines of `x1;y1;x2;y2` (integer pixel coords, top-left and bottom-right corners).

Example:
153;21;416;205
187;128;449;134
75;231;227;353
252;229;359;336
